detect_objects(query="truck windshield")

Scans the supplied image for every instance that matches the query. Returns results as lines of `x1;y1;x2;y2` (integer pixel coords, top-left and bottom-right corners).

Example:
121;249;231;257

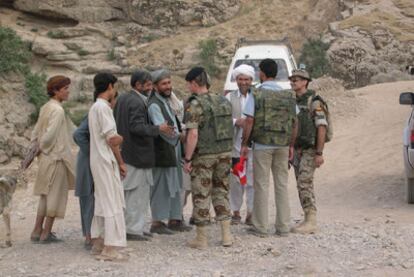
231;59;289;82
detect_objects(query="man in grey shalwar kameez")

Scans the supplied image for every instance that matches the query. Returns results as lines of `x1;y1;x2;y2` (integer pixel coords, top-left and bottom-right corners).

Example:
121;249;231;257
73;116;94;249
148;69;192;234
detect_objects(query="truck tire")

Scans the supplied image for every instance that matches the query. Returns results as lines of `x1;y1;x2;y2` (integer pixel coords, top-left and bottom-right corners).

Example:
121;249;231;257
407;178;414;204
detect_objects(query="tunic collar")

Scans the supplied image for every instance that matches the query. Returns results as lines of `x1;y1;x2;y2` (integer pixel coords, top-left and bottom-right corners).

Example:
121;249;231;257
49;98;63;106
97;98;110;106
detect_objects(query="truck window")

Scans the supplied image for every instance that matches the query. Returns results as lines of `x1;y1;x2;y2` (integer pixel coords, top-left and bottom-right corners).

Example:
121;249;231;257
231;59;289;82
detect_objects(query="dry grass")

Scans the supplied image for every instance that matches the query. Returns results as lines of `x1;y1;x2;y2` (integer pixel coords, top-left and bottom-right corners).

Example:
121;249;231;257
393;0;414;17
339;10;414;42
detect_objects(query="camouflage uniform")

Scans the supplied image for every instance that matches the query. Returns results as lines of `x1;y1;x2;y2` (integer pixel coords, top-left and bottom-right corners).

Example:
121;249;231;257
184;94;232;226
293;90;328;213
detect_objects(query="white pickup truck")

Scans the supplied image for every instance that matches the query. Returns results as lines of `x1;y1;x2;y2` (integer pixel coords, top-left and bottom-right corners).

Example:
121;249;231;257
223;38;298;94
399;92;414;203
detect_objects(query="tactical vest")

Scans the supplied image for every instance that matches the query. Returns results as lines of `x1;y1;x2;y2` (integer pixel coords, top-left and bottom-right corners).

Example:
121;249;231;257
148;93;177;167
251;88;296;146
296;90;317;149
191;93;233;155
295;90;332;148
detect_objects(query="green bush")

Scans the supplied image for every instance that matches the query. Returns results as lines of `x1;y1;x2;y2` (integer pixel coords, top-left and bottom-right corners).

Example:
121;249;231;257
198;39;221;77
77;49;89;56
25;71;48;122
0;27;31;75
107;48;116;61
68;109;88;126
47;30;65;39
299;38;331;79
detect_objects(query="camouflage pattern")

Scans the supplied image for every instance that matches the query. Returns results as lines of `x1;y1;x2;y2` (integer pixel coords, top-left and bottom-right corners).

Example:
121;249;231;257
292;148;317;212
184;93;233;155
251;88;296;146
190;153;232;225
296;90;329;148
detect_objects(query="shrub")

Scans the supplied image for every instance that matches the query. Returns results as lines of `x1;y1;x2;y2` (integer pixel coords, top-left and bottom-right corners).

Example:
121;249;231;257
47;30;65;39
107;48;116;61
25;71;48;122
77;49;89;56
198;39;221;77
0;27;31;75
299;38;331;79
68;109;88;126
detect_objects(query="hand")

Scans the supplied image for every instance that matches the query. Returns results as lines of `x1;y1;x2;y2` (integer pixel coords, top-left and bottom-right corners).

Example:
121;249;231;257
235;118;245;128
183;161;192;174
314;155;324;168
240;145;249;158
119;163;127;180
159;122;175;137
180;131;186;143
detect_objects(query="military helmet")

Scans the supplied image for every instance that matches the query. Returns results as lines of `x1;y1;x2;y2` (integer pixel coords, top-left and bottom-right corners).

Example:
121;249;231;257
288;69;312;81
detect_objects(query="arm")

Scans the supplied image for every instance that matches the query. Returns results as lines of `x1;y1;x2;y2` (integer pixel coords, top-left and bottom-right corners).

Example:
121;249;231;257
39;108;65;154
129;100;160;137
312;99;328;168
73;117;90;154
314;125;327;168
183;128;198;173
241;116;254;157
289;117;298;161
107;134;127;179
148;104;179;145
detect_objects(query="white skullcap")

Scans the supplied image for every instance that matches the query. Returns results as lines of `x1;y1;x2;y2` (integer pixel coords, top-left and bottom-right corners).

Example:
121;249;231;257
232;64;255;80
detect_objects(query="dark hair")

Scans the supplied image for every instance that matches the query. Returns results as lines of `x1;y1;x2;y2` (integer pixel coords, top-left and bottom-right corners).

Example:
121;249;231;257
93;72;117;101
130;70;152;88
185;67;211;89
47;75;71;97
259;59;278;78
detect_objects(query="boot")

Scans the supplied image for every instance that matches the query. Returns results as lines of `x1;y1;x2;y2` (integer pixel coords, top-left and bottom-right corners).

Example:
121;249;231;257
292;210;317;234
187;226;208;249
220;220;233;247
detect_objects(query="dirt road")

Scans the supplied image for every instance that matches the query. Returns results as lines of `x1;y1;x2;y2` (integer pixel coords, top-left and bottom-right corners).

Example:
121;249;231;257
1;81;414;276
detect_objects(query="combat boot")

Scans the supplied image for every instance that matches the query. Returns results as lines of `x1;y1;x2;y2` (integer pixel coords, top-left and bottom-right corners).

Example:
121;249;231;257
187;226;208;249
220;220;233;247
292;210;317;234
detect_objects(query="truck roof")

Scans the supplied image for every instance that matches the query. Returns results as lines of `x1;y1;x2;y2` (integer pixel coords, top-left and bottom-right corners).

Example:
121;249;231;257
234;44;291;60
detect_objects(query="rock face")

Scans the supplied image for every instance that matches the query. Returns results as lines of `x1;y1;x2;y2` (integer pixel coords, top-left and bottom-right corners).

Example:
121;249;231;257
325;0;414;88
0;75;34;164
12;0;241;26
13;0;124;23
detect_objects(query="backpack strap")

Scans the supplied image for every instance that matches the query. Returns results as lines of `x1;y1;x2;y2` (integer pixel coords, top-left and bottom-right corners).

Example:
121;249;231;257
312;95;329;113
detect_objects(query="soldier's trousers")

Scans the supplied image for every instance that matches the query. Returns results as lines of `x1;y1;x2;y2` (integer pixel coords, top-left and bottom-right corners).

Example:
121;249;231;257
190;152;232;226
293;148;317;212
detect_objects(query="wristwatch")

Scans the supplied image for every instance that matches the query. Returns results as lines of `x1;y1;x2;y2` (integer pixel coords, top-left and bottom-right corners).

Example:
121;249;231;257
315;151;323;156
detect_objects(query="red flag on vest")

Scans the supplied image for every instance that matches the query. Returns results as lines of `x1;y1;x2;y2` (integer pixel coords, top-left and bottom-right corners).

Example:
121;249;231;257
232;156;247;186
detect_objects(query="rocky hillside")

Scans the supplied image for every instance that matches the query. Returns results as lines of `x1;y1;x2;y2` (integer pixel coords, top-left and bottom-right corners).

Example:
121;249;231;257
327;0;414;88
0;0;413;166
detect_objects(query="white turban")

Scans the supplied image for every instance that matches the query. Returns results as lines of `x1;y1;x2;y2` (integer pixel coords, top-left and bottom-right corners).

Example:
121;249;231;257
232;64;255;80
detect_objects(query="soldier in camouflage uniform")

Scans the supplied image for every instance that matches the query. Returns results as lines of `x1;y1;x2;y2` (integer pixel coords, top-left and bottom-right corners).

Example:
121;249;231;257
289;69;328;234
183;67;233;249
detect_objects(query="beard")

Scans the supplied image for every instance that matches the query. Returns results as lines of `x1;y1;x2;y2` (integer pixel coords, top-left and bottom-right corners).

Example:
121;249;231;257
159;90;172;98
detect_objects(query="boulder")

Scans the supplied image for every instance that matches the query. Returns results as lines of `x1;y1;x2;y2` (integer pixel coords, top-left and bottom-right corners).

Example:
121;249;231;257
32;37;68;56
13;0;125;23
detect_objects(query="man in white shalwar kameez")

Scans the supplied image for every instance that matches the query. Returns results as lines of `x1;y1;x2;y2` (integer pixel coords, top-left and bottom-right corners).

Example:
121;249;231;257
89;73;127;261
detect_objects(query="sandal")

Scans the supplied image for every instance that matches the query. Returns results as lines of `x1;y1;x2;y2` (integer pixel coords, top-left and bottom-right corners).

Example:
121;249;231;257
39;232;63;244
95;252;129;262
231;215;241;225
